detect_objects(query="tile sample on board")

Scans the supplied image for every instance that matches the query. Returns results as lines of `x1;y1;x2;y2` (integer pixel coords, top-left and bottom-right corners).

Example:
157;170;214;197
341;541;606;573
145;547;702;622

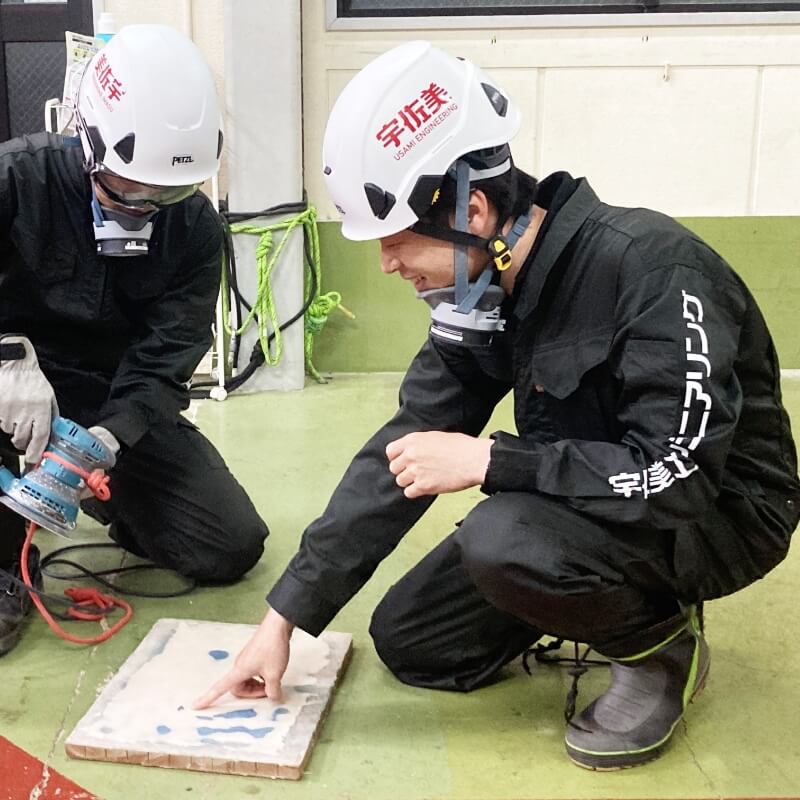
65;618;352;780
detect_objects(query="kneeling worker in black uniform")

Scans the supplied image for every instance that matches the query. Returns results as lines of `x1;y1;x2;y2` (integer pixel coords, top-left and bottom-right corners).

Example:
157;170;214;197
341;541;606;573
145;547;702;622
0;26;268;656
196;42;799;769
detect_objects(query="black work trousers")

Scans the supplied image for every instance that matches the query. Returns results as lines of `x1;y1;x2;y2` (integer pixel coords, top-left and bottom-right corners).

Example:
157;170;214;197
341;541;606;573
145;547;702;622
0;441;23;565
369;491;682;692
0;419;268;582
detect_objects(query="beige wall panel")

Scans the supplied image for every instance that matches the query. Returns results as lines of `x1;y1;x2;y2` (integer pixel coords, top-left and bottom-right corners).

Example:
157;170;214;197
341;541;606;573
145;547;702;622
99;1;224;93
538;65;760;216
188;4;225;76
103;0;184;30
753;66;800;214
302;0;800;217
309;26;800;70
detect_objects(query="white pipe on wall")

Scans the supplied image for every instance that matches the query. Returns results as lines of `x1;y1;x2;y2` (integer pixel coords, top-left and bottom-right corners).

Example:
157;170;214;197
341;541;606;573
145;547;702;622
181;0;194;40
222;0;305;392
178;0;227;400
209;173;228;401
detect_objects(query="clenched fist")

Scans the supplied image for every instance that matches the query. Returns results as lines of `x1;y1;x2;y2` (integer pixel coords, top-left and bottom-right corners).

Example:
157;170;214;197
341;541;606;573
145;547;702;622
386;431;494;499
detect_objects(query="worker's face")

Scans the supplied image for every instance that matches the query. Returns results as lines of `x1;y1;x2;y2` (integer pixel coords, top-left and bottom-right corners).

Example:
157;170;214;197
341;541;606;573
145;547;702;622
378;191;495;292
379;229;466;292
93;174;159;216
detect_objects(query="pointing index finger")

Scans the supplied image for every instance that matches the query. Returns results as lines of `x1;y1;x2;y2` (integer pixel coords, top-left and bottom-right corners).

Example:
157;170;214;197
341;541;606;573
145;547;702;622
193;671;239;710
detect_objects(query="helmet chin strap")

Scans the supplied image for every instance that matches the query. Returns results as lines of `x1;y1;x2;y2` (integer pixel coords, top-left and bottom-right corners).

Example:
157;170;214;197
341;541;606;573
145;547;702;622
411;155;531;348
411;156;531;316
453;158;472;305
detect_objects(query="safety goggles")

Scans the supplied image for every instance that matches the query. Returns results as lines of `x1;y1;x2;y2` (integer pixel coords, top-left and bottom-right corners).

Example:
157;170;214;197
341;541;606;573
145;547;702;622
93;167;200;210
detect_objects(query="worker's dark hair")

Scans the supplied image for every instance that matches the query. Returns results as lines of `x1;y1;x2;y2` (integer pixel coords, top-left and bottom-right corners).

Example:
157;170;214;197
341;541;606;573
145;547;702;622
418;152;537;231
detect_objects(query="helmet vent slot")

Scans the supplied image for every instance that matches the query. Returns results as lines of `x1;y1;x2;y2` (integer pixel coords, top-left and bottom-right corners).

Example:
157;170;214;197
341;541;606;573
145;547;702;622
364;183;396;220
481;83;508;117
113;132;136;164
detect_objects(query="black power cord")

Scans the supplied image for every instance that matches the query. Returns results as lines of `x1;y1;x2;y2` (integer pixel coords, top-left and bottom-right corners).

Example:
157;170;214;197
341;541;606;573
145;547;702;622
41;542;196;599
0;542;196;625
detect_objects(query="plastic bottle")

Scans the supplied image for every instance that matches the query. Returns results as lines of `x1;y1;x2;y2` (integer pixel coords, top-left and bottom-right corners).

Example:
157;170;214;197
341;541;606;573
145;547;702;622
96;12;116;44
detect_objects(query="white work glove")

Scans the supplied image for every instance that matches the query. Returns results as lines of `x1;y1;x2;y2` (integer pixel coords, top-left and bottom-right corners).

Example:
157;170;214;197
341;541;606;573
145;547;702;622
0;335;59;465
87;426;120;462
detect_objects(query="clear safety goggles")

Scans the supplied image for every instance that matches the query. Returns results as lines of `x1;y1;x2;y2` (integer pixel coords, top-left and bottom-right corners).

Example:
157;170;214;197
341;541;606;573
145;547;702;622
93;167;200;210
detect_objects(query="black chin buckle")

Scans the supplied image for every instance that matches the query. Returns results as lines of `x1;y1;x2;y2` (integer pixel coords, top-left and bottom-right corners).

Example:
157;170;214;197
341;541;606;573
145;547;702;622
488;235;512;271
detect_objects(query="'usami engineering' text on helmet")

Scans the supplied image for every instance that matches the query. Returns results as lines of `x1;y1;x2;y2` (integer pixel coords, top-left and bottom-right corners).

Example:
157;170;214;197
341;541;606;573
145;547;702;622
322;40;520;241
76;24;223;188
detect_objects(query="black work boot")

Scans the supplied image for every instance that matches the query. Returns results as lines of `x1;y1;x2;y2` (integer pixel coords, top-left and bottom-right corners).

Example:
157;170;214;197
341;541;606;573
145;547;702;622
0;545;43;656
564;606;709;770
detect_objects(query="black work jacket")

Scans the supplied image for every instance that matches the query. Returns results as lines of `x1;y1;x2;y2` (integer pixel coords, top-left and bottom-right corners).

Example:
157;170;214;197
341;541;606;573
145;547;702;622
269;172;800;635
0;133;223;447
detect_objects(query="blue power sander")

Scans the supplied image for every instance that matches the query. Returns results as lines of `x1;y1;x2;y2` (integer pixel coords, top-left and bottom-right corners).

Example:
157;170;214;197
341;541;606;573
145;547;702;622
0;417;116;537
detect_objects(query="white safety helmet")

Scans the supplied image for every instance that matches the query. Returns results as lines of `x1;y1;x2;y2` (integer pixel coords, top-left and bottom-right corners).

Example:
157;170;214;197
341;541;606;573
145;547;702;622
76;24;223;200
322;41;520;241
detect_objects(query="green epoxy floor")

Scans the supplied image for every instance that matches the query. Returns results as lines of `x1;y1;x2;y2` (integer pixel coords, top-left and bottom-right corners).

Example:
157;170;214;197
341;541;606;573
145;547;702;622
2;373;799;799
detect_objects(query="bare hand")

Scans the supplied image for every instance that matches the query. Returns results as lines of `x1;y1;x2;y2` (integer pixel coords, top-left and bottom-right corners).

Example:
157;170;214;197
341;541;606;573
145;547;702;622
193;609;294;709
385;431;494;499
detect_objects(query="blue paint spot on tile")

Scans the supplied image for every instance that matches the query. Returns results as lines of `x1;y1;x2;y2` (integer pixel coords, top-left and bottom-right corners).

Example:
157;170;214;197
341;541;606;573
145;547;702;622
156;725;171;735
208;650;229;660
213;708;257;719
195;726;273;738
271;707;289;721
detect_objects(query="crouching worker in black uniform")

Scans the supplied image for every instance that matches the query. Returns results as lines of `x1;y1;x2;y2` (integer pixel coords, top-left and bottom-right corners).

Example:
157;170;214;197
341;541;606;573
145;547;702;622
0;25;268;656
196;42;799;769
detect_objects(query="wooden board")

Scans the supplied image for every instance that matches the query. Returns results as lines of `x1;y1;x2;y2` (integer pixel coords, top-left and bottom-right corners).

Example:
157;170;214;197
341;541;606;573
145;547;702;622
64;618;352;780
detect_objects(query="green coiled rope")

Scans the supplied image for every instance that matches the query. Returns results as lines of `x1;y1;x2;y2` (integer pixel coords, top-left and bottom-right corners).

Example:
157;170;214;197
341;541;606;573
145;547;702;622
220;205;350;382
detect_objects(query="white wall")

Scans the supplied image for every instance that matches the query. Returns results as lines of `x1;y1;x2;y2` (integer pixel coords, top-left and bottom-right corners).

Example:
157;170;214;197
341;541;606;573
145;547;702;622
90;1;800;389
95;1;800;218
222;0;305;391
303;5;800;218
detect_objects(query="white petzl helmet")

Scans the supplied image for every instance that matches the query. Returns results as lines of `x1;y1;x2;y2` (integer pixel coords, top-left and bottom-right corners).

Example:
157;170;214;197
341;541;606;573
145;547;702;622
322;41;520;241
76;24;223;187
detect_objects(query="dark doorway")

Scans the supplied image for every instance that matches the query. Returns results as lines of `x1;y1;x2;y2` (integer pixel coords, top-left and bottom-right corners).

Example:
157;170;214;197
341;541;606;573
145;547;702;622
0;0;94;142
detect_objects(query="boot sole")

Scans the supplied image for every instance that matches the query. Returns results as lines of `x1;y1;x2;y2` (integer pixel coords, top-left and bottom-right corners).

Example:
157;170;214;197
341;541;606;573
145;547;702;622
567;743;667;771
566;663;711;771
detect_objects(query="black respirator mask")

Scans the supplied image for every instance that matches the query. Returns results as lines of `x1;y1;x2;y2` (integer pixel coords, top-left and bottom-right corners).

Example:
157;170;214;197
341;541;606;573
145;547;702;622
411;156;530;348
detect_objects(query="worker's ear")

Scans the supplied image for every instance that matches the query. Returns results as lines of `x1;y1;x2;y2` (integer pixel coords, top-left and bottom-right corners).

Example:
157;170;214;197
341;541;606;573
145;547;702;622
467;189;497;237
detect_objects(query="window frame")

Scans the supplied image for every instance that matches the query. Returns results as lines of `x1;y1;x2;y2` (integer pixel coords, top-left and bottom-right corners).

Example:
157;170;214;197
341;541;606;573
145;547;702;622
326;0;800;28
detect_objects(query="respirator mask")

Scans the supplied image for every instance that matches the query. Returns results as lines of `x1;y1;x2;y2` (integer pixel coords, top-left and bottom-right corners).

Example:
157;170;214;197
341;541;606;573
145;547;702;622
90;168;199;257
418;284;507;347
90;184;155;256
